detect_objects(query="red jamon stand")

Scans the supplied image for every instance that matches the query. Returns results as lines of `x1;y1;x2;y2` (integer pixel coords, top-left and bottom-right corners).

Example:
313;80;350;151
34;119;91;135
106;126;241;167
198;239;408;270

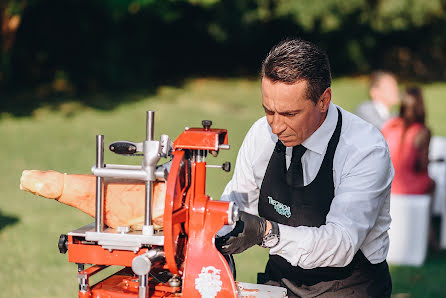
58;111;287;298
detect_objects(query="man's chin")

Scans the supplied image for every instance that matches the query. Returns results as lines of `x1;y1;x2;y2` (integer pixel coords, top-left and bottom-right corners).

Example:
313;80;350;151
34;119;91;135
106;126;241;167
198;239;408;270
279;138;299;147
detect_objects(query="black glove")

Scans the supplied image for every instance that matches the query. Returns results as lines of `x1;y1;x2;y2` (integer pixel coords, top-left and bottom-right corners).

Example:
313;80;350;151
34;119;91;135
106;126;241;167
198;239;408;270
216;211;266;254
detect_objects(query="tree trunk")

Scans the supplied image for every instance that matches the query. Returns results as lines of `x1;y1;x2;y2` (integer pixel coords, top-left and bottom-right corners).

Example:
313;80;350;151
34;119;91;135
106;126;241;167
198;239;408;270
1;1;24;83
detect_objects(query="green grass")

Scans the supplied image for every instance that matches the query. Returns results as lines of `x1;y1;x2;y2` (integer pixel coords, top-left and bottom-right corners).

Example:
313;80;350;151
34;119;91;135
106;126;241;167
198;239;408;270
1;77;445;297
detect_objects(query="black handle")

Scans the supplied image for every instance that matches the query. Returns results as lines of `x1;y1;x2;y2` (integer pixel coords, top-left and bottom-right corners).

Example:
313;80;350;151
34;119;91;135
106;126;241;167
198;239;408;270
222;161;231;172
58;234;68;254
109;141;138;155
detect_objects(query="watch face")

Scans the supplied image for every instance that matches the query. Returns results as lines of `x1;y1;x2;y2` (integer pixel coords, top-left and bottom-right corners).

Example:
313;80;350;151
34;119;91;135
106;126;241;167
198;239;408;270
263;235;279;248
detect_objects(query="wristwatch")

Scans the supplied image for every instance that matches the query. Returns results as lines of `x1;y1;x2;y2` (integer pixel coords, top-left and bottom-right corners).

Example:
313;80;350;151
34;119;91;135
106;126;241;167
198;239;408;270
261;221;280;248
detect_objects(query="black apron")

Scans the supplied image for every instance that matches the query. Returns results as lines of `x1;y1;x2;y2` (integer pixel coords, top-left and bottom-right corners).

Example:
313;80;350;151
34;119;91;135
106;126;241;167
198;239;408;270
257;109;392;297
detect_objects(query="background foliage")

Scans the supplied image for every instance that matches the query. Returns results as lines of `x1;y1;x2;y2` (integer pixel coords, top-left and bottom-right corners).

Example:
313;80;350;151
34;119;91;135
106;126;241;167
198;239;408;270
1;0;446;102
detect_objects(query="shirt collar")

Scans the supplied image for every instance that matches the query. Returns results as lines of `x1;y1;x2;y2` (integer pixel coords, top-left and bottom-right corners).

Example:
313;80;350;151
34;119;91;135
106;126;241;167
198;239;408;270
301;102;338;155
374;101;389;119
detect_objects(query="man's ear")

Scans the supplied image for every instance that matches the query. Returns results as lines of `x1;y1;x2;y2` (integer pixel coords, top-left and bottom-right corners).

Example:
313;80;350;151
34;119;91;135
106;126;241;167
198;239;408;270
319;87;331;112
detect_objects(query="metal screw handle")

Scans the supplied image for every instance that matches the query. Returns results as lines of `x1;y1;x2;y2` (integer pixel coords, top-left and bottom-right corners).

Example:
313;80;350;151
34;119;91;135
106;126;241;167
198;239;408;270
202;120;212;130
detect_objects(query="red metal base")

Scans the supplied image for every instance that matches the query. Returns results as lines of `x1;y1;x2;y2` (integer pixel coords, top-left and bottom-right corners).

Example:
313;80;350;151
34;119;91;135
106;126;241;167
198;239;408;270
88;273;181;298
68;237;150;267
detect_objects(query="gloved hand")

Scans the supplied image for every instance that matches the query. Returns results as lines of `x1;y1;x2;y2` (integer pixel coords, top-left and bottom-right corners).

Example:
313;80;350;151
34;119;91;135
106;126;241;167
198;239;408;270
215;211;267;254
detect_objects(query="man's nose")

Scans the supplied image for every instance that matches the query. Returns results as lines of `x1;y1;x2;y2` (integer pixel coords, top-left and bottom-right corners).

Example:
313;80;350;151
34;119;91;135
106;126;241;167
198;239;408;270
270;114;286;135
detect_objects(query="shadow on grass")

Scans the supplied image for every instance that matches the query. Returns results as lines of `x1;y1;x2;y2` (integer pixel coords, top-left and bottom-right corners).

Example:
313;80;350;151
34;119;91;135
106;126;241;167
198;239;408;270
0;211;19;231
0;74;234;118
0;84;163;118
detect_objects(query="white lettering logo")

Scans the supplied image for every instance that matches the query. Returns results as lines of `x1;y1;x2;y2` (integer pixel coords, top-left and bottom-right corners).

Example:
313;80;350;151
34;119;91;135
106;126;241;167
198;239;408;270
268;196;291;218
195;266;222;298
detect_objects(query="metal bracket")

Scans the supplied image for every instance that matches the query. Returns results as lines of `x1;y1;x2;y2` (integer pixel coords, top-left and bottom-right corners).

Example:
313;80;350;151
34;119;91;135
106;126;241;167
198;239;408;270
85;231;164;252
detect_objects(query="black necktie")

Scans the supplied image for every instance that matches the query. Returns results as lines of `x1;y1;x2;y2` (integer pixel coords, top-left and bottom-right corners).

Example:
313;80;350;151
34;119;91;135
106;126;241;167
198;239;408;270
274;139;286;153
286;144;307;187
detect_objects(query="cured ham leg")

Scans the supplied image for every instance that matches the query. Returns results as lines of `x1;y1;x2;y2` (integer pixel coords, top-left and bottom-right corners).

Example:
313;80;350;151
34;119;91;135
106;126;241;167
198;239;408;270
20;170;165;230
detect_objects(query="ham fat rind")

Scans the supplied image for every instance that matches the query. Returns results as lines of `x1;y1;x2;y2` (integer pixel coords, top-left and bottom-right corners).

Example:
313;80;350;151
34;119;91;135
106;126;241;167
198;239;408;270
20;170;165;230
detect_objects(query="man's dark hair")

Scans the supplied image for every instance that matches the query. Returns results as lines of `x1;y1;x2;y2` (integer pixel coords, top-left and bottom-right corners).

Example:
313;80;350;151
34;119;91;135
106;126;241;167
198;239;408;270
261;38;331;104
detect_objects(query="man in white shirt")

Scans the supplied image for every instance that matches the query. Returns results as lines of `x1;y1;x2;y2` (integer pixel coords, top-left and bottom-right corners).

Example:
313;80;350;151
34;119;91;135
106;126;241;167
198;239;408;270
216;38;394;297
354;71;399;129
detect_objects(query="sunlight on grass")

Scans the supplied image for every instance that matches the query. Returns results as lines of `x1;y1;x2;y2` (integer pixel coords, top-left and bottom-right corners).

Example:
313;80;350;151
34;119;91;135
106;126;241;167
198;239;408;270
1;77;445;297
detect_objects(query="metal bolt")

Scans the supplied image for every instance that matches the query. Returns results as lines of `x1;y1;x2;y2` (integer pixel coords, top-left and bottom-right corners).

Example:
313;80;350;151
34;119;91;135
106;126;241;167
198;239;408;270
117;226;130;234
132;254;152;276
168;275;181;287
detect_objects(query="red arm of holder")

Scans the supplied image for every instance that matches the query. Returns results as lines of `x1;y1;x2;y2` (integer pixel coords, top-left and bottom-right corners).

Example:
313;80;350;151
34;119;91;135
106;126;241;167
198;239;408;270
166;125;236;297
181;197;237;298
67;235;149;267
173;128;228;151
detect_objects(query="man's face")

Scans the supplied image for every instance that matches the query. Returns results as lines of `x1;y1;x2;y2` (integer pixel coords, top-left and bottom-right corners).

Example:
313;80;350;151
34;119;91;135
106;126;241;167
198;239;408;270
261;77;331;147
372;75;399;107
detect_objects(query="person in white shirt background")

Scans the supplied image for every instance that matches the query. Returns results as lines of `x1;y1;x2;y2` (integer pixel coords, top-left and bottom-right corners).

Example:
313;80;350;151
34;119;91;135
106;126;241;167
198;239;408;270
354;71;400;130
216;38;394;297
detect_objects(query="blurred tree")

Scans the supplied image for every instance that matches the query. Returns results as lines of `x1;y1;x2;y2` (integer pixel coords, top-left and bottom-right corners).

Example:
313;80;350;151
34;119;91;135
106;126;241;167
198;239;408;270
203;0;446;78
0;0;25;84
1;0;446;95
268;0;446;78
270;0;444;32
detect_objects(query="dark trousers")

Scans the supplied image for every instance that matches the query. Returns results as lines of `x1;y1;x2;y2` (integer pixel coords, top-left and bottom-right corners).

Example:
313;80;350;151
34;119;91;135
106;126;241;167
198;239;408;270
258;259;392;298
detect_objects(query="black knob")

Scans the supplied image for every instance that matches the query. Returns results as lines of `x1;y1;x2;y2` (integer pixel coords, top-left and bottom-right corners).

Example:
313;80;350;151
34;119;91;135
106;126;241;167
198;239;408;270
222;161;231;172
202;120;212;130
58;234;68;254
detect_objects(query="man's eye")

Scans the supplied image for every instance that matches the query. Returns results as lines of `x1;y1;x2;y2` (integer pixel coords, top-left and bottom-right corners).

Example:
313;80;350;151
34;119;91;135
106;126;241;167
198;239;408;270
284;113;297;117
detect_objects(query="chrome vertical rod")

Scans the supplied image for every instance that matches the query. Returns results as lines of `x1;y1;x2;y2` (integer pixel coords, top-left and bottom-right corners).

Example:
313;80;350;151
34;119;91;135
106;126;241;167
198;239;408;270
145;181;153;226
138;274;148;298
144;111;155;227
146;110;154;141
95;135;104;232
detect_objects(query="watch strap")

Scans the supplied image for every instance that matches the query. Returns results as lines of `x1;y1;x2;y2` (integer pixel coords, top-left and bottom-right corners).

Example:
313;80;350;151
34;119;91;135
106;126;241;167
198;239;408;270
270;221;279;236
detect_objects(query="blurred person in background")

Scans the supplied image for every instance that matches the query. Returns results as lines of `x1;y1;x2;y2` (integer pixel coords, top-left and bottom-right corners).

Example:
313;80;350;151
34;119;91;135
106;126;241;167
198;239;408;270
355;71;400;129
217;38;393;297
381;86;435;195
381;86;437;251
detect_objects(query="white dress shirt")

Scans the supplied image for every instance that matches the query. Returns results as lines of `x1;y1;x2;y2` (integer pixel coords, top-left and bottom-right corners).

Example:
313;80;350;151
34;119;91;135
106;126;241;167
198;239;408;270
220;103;394;269
374;101;390;122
